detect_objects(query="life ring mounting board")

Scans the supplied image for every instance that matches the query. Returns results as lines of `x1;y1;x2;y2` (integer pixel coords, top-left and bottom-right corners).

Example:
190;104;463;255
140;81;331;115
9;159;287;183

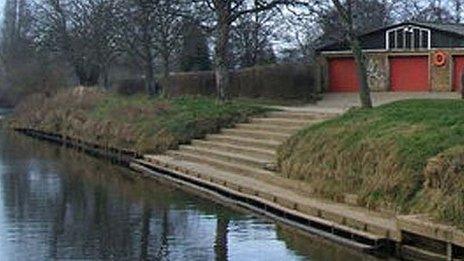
433;51;447;67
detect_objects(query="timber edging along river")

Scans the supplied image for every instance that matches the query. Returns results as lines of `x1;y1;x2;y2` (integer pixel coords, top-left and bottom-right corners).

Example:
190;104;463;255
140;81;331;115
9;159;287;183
14;128;464;261
14;128;142;165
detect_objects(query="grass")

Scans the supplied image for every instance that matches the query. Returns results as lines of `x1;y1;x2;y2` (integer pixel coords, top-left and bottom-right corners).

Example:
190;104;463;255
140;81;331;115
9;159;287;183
10;87;269;154
277;99;464;227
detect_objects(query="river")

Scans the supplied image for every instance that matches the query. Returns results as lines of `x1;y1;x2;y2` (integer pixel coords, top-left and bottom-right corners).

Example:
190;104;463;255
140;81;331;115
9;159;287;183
0;110;387;260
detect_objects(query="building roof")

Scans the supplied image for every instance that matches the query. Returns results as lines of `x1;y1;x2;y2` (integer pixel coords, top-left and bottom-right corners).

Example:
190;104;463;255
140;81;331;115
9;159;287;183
317;21;464;52
403;22;464;36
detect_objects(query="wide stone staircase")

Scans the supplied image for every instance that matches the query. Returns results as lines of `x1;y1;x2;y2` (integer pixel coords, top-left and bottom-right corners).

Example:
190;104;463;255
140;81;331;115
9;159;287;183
138;109;401;248
144;110;338;188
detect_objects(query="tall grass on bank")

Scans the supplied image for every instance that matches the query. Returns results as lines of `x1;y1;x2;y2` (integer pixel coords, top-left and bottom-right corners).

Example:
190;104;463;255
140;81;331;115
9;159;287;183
277;99;464;227
10;87;268;154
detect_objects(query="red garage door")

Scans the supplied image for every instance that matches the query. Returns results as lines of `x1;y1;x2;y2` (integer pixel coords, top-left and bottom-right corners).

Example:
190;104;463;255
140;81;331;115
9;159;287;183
453;56;464;91
328;58;359;92
390;56;429;91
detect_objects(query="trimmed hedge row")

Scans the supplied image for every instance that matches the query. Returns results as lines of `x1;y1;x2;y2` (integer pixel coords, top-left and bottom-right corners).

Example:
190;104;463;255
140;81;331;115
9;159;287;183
166;63;317;99
116;63;318;100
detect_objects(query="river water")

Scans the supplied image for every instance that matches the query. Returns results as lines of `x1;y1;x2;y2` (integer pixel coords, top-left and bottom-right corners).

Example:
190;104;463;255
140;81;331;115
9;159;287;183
0;110;387;260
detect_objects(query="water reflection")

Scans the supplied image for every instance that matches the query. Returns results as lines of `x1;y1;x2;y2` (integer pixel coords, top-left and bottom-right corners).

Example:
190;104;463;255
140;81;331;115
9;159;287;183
0;128;390;260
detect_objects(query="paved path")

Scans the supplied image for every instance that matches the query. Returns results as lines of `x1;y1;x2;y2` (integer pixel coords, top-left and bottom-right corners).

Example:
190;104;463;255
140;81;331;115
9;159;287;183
273;92;461;114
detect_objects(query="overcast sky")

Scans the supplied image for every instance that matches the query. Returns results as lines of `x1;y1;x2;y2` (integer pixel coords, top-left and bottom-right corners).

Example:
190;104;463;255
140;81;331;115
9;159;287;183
0;0;3;20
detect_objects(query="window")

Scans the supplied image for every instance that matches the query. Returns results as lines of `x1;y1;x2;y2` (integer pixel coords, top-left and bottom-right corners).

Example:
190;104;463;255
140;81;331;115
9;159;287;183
413;30;421;49
386;26;431;50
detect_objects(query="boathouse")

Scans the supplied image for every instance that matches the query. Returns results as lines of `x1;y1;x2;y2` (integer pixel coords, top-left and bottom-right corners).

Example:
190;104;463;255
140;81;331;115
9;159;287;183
317;22;464;92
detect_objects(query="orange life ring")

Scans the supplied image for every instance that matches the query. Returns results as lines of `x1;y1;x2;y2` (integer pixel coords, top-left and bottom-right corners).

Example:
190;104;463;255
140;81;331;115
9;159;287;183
433;51;447;67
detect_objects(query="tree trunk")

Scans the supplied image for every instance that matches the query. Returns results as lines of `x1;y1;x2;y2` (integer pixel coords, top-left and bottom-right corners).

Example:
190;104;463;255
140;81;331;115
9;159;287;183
145;62;155;96
349;35;372;108
215;3;231;101
252;0;260;66
162;56;170;79
102;65;110;90
142;18;156;97
332;0;372;108
143;46;156;96
350;37;373;108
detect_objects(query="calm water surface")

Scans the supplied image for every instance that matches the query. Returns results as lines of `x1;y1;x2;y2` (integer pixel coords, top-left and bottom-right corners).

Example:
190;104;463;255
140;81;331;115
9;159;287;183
0;110;388;260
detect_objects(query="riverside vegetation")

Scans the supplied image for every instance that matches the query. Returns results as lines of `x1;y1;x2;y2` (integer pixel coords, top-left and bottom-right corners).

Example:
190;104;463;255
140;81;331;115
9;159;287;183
10;88;268;154
278;99;464;227
13;90;464;228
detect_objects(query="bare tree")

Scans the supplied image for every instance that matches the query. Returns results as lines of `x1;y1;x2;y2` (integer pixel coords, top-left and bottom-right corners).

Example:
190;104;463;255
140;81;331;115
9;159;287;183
395;0;454;23
118;0;186;95
32;0;121;87
0;0;69;105
332;0;372;108
118;0;157;95
193;0;302;101
232;5;277;67
152;1;185;79
452;0;464;23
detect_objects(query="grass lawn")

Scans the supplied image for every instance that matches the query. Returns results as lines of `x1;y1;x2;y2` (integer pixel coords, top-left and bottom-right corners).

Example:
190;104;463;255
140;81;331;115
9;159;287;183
277;99;464;226
10;88;269;154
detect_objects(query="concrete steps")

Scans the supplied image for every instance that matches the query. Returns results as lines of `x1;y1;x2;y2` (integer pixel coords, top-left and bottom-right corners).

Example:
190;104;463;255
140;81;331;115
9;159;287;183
177;145;272;168
137;107;461;253
191;140;275;159
160;109;338;199
205;134;280;150
221;129;290;141
142;154;315;197
268;111;336;120
235;123;301;133
167;149;273;177
250;117;319;127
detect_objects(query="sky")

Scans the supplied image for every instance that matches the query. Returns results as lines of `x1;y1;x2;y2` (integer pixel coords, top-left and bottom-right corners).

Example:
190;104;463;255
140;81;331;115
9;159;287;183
0;0;3;20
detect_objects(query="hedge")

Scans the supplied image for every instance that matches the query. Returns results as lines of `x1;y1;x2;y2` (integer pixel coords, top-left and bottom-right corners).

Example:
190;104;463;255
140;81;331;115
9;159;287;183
116;63;318;100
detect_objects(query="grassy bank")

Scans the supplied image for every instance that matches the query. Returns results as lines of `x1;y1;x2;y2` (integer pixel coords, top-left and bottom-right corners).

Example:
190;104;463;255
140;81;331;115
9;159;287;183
277;99;464;226
10;88;268;154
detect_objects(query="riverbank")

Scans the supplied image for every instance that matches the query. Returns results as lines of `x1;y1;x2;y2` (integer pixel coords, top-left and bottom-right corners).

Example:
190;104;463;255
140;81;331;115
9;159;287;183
10;90;464;259
15;127;398;253
278;99;464;227
1;128;368;260
19;126;464;260
10;88;269;154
